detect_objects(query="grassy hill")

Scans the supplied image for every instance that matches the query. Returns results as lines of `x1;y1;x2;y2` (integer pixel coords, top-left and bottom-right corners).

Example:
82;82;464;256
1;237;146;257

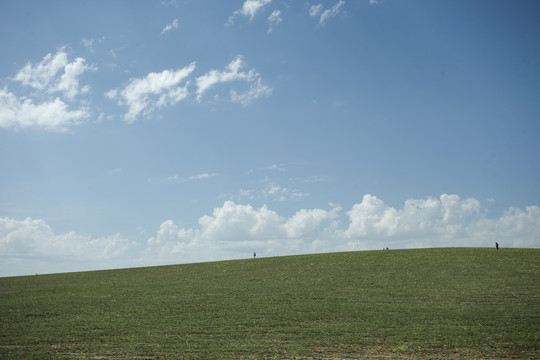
1;248;539;359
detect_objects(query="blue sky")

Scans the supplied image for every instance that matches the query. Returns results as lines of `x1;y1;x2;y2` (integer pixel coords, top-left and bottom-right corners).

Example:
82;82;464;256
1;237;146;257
1;0;539;277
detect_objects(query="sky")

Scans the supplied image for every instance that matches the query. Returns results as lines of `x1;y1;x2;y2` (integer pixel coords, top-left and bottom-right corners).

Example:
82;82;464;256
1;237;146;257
1;0;539;277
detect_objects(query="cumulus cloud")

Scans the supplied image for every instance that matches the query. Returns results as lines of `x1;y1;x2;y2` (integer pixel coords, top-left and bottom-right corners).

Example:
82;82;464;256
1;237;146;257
310;0;345;25
106;62;195;123
3;194;539;276
13;47;96;99
196;55;271;105
145;195;540;265
283;207;341;238
147;220;194;257
145;201;338;263
0;88;89;132
0;48;95;131
53;57;95;99
13;50;68;89
160;18;179;35
0;217;132;276
343;194;480;240
227;0;272;26
198;201;284;242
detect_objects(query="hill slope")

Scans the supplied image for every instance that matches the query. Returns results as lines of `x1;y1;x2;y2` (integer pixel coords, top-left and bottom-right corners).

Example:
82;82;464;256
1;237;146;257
1;248;539;359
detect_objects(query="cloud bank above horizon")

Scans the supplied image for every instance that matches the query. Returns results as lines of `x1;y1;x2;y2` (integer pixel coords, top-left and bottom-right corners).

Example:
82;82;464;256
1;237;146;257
2;193;538;277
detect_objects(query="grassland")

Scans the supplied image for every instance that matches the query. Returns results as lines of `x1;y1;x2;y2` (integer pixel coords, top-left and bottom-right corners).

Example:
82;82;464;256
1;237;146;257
1;248;539;359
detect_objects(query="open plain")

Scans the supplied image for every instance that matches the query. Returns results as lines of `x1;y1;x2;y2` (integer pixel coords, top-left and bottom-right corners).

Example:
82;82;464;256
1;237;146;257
1;248;539;359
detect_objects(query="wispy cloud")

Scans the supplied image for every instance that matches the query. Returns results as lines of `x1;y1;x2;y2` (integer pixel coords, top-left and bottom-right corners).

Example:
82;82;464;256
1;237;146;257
80;36;104;54
163;172;218;183
230;77;272;106
161;0;178;8
239;176;310;203
301;175;329;183
227;0;272;26
107;55;270;122
164;174;182;183
309;4;323;17
106;62;195;123
195;55;271;105
81;38;95;53
248;163;286;174
267;9;282;33
160;18;179;35
190;173;218;180
310;0;345;25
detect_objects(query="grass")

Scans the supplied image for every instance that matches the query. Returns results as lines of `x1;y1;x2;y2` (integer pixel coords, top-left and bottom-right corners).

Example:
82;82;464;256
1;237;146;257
0;248;539;359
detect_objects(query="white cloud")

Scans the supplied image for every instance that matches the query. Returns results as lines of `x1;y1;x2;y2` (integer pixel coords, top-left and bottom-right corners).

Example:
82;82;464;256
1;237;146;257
263;182;289;201
13;47;96;99
161;172;218;183
145;202;290;263
145;195;540;266
309;4;323;17
0;217;132;276
13;50;68;89
161;0;179;7
147;220;194;256
190;173;218;180
160;18;179;35
249;163;286;173
238;176;310;202
53;57;96;99
106;56;269;119
310;0;345;25
107;62;195;123
196;55;271;105
199;201;285;242
256;181;309;202
469;206;540;248
284;207;341;238
230;78;272;106
0;48;96;131
81;38;94;52
369;0;379;5
0;88;89;132
343;194;481;240
267;9;282;33
3;194;539;276
227;0;272;26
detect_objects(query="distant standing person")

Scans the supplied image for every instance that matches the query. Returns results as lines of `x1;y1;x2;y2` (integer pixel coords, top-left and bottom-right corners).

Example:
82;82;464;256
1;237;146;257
495;242;499;251
253;252;256;259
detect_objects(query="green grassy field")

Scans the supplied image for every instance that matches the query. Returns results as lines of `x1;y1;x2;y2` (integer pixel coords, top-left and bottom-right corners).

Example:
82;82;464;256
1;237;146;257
1;248;539;359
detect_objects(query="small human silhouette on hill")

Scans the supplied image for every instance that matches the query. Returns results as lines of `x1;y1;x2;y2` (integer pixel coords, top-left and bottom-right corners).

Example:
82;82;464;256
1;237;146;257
495;242;499;251
253;252;256;259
